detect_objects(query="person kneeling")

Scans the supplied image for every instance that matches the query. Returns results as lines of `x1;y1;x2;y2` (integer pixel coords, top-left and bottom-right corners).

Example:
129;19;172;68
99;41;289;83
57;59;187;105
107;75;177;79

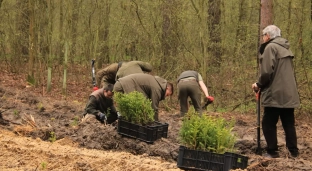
83;84;118;124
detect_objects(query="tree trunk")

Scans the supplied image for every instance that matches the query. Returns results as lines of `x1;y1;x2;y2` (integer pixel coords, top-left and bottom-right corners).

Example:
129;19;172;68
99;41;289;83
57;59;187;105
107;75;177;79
258;0;273;67
71;0;79;64
36;0;49;88
260;0;273;41
234;0;247;50
161;0;178;70
58;0;64;66
14;0;28;73
98;0;111;68
47;0;53;92
62;41;69;96
208;0;221;67
28;0;36;84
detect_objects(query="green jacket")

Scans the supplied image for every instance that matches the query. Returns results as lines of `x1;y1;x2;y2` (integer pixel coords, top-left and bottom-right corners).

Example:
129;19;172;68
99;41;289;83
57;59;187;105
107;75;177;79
116;61;152;80
257;37;300;108
116;73;167;120
96;63;119;87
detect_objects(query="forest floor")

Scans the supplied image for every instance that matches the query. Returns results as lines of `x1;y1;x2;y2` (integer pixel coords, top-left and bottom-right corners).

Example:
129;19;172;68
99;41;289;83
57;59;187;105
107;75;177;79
1;70;312;171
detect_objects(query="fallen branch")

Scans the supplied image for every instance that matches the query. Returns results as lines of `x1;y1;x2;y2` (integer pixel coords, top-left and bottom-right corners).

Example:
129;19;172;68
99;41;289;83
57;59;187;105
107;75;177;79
247;158;272;170
22;113;37;128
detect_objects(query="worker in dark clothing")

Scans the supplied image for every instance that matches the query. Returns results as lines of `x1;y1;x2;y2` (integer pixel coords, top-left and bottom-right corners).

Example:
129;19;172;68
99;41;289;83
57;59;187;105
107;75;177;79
83;84;118;124
113;73;173;121
177;70;214;116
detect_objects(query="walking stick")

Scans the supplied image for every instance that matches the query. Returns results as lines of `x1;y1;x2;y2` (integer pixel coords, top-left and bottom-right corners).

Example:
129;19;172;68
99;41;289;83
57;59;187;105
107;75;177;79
256;90;262;155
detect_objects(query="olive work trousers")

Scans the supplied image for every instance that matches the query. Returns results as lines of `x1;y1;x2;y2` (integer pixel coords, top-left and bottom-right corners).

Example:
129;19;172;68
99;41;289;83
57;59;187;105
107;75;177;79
178;80;202;116
262;107;298;154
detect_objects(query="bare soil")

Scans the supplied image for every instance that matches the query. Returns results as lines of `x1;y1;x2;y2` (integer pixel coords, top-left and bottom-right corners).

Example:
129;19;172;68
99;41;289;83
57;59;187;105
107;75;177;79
1;70;312;171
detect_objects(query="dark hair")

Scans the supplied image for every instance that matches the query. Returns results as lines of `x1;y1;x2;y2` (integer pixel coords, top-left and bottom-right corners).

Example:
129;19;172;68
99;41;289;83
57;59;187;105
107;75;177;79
104;84;114;92
167;82;174;95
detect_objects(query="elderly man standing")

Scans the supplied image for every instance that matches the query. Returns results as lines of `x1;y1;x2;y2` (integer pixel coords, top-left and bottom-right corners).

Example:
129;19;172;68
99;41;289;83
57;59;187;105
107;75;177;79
252;25;300;158
113;73;173;121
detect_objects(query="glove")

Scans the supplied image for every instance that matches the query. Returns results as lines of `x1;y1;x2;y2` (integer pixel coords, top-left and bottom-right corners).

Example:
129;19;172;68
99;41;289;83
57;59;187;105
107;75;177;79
252;83;259;92
207;96;214;102
117;112;122;118
96;112;107;122
93;86;99;91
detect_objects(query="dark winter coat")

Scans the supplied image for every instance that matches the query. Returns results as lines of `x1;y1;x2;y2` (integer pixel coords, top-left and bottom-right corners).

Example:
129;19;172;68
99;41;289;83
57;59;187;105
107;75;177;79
83;88;117;123
257;37;300;108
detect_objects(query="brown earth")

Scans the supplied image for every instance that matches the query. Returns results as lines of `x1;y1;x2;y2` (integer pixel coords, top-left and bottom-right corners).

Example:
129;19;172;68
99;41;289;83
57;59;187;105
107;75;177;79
1;70;312;171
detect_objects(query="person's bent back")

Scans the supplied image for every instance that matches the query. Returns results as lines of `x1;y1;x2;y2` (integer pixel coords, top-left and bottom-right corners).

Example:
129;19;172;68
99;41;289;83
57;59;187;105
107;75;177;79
113;73;173;121
95;63;119;88
115;61;152;80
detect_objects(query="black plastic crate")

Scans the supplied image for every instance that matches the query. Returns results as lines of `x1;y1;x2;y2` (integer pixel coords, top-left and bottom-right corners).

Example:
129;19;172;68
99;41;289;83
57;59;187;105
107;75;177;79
223;152;248;171
177;146;248;171
117;118;168;144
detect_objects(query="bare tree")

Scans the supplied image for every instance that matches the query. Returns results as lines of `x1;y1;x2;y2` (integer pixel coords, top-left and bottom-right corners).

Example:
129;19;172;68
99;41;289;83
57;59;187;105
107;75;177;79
258;0;273;67
234;0;248;50
62;41;69;95
27;0;36;84
14;0;29;72
70;0;80;64
47;0;54;92
58;0;64;65
161;0;178;71
97;0;111;68
260;0;273;41
207;0;221;67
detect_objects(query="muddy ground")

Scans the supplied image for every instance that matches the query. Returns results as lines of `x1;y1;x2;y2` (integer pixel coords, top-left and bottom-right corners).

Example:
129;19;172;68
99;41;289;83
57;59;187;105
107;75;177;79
1;70;312;171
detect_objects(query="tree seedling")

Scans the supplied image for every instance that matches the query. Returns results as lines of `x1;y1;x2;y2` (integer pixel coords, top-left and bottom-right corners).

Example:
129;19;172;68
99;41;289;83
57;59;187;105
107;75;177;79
70;116;79;126
40;162;47;170
13;109;20;118
179;107;237;154
48;131;56;143
114;91;154;125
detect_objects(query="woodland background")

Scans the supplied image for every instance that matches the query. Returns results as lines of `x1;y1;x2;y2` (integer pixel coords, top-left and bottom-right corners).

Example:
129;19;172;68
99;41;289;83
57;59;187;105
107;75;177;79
0;0;311;115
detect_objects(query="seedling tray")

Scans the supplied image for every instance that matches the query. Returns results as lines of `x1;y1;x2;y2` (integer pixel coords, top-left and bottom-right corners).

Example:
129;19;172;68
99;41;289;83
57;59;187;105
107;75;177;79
177;146;248;171
117;118;168;144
